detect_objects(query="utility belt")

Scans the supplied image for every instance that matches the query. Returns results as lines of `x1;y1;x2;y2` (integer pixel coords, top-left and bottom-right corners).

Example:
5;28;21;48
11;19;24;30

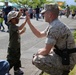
54;48;76;65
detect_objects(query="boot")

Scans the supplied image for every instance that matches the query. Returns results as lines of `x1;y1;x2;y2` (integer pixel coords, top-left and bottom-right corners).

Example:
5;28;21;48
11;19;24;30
14;69;24;75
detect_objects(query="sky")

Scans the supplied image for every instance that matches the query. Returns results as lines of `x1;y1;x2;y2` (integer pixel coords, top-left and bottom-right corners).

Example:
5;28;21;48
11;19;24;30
56;0;76;5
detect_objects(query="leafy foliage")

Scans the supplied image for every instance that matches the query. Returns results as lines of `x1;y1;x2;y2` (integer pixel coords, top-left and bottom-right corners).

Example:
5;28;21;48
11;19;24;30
70;5;76;11
42;72;50;75
69;65;76;75
72;30;76;42
73;30;76;38
0;0;56;8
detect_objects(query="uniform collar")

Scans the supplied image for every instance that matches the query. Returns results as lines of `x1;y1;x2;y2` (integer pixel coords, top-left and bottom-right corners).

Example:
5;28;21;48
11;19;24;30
49;18;58;26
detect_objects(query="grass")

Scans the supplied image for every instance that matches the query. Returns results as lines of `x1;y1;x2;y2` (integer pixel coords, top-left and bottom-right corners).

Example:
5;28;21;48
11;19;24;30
42;31;76;75
73;30;76;42
69;65;76;75
42;73;50;75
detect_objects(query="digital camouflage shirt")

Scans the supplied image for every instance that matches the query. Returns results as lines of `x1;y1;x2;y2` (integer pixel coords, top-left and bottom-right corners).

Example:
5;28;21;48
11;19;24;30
45;19;75;49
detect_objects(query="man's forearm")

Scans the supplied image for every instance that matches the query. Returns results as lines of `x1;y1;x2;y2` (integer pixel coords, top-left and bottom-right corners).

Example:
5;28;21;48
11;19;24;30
37;48;49;56
28;23;41;38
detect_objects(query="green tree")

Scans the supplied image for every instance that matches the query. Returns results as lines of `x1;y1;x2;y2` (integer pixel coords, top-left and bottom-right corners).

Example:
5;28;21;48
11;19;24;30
0;0;4;2
27;0;47;8
0;0;57;8
27;0;56;8
27;0;39;8
60;1;66;9
70;5;76;11
10;0;18;3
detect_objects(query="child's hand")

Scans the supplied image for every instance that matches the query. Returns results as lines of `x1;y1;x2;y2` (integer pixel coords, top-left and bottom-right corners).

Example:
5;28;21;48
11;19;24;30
19;27;26;35
25;11;31;24
23;27;26;33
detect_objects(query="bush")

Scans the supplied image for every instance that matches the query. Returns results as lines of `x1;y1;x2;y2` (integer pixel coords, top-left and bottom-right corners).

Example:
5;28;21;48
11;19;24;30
72;30;76;42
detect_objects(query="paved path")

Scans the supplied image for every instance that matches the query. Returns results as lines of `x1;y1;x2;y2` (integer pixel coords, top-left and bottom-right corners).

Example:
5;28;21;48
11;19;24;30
0;16;76;75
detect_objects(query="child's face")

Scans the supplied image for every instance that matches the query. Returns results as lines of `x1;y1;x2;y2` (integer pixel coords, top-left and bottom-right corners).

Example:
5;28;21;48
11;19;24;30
10;16;19;24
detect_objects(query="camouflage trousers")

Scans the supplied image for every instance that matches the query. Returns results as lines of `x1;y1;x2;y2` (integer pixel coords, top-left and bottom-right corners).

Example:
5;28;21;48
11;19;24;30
32;52;75;75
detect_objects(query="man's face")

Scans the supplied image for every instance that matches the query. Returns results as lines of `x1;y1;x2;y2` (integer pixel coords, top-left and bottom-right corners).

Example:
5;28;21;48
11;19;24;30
43;11;51;23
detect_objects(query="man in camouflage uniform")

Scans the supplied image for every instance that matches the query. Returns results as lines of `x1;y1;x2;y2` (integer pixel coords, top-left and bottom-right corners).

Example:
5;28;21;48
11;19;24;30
26;3;76;75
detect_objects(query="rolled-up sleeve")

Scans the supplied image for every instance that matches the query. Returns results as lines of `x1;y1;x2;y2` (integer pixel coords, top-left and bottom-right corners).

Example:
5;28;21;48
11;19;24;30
45;36;56;45
45;27;59;45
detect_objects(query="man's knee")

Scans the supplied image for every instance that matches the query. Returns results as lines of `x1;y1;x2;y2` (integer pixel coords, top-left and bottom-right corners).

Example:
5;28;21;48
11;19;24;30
32;55;44;67
32;55;39;65
32;55;51;73
33;55;45;63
